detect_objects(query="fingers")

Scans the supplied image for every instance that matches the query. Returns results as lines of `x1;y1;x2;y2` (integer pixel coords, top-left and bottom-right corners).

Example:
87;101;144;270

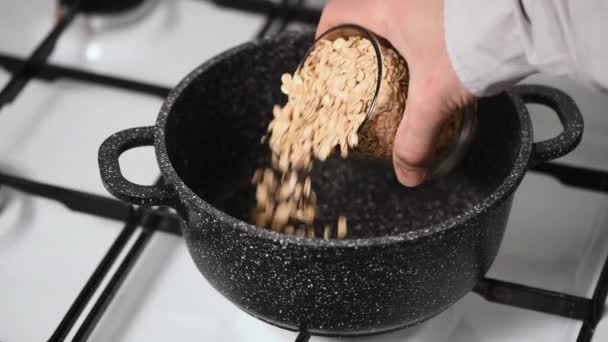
316;0;391;38
392;84;449;187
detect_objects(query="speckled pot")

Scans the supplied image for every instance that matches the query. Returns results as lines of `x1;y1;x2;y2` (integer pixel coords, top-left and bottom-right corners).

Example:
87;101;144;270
98;30;583;336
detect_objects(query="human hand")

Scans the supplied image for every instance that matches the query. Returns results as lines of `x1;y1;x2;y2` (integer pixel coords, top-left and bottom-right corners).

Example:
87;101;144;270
317;0;475;186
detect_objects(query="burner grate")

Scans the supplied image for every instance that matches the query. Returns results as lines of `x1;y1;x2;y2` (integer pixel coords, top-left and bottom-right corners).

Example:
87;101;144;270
59;0;145;15
0;1;80;110
48;208;140;342
0;1;606;341
0;54;171;98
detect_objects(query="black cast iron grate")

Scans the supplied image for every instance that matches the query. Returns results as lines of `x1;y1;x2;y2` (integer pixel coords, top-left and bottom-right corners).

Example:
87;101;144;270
0;1;606;342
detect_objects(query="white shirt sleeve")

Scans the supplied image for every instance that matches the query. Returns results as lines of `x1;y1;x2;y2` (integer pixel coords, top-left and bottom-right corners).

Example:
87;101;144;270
444;0;608;96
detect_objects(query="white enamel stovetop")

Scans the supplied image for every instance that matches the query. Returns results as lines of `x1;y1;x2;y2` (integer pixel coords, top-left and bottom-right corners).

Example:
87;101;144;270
1;1;607;341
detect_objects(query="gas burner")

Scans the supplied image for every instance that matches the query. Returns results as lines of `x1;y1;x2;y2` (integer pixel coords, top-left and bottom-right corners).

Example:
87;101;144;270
59;0;146;15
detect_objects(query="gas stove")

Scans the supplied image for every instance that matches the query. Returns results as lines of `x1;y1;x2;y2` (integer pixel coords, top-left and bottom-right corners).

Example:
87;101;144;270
1;1;608;342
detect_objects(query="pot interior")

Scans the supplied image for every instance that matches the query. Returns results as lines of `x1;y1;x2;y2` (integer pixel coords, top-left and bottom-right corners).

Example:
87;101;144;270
163;31;524;239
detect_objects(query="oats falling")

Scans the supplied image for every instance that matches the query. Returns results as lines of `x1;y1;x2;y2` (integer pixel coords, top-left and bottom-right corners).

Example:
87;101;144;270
252;36;409;239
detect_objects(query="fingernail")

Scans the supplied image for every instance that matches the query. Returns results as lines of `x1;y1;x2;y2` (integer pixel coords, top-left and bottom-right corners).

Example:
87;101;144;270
396;167;427;187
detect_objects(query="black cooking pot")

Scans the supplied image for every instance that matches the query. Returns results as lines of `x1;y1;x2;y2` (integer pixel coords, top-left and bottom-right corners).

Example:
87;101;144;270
98;30;583;336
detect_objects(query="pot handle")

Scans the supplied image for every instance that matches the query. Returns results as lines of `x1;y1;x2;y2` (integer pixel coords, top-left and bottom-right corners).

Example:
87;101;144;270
98;126;178;207
513;85;584;167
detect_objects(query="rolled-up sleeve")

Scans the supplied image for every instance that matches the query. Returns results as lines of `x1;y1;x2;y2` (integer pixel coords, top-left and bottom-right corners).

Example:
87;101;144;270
444;0;608;96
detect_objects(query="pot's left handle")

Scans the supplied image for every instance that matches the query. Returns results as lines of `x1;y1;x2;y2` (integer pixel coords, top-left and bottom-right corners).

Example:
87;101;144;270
98;126;179;207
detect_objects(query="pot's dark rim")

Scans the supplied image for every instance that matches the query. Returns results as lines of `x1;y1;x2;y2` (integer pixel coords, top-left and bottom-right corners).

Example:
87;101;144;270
154;29;532;248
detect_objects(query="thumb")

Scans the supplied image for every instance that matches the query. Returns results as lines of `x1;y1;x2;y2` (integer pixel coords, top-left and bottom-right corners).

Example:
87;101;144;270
392;87;450;187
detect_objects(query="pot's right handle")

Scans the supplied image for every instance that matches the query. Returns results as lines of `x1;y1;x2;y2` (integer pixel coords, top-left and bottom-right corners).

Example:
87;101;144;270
98;126;179;207
513;85;584;167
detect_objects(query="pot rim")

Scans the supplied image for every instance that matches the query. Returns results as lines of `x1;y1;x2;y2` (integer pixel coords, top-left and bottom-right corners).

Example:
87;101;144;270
154;29;532;248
